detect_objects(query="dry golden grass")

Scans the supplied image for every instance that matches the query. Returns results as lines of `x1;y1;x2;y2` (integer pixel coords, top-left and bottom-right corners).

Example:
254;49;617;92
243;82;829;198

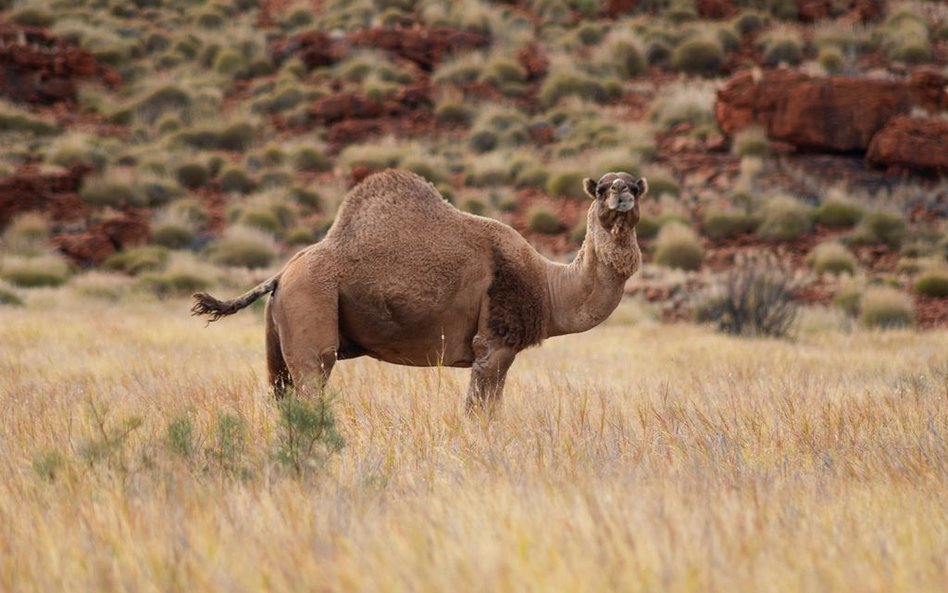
1;291;947;593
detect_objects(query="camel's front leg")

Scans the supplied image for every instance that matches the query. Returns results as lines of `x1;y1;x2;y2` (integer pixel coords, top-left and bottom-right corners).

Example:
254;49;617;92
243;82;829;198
465;335;516;415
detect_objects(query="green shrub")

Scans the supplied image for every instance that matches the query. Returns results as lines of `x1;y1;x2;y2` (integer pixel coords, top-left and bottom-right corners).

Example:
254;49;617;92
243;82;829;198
293;146;329;172
2;213;49;254
435;100;475;125
914;270;948;298
762;37;803;66
636;215;661;240
214;50;246;75
79;176;145;207
175;162;210;189
1;255;71;288
819;46;844;74
206;227;277;268
0;102;58;135
151;222;195;250
732;126;770;157
217;122;256;151
653;223;704;271
10;7;55;27
218;166;258;194
650;84;715;128
134;84;192;124
461;198;487;216
702;209;754;240
238;208;282;234
527;207;561;235
850;209;905;247
671;37;724;75
538;66;608;108
0;283;22;306
808;242;856;275
858;287;915;329
166;417;194;459
545;170;586;200
602;34;646;77
645;173;679;198
833;282;863;317
285;227;314;245
814;196;863;228
733;10;767;36
103;246;170;276
138;269;210;298
276;394;344;477
756;196;812;241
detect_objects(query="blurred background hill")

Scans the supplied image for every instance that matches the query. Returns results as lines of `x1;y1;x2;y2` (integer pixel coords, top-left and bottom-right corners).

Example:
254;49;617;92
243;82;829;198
0;0;945;329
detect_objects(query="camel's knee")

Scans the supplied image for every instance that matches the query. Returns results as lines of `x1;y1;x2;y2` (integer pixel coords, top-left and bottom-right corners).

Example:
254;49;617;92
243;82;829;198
466;340;516;413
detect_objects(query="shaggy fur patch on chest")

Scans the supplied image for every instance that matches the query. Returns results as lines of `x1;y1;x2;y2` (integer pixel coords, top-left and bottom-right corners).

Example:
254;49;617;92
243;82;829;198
487;248;545;350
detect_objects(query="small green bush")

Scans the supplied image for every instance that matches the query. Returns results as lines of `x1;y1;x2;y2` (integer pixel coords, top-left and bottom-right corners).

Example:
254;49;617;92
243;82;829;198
732;126;770;157
814;197;863;228
293;146;330;172
461;198;487;216
10;7;55;27
733;10;767;36
646;173;679;198
239;208;282;234
80;176;145;207
671;37;724;75
218;166;258;194
0;283;22;306
653;223;704;271
217;122;256;151
103;246;170;276
137;270;210;298
636;215;661;240
1;255;71;288
0;103;58;136
756;196;812;241
702;209;754;240
545;171;586;200
435;100;475;125
762;37;803;66
285;227;314;245
206;227;277;268
151;222;195;250
276;395;344;477
808;242;856;275
538;67;608;108
527;207;562;235
175;162;210;189
850;209;906;247
819;46;845;74
833;282;863;317
914;270;948;298
858;286;915;329
515;165;549;190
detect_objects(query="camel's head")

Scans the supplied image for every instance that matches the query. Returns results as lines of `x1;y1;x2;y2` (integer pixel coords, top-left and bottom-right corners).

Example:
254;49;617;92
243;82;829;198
583;172;648;232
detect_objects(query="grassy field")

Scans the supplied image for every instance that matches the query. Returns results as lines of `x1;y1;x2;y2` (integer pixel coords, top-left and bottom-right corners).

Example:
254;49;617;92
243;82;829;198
1;290;945;592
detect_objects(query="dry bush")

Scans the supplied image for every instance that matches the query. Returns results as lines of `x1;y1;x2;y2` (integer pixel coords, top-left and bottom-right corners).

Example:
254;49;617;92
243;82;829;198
696;252;799;337
858;286;915;329
0;254;72;288
653;222;704;271
808;242;857;275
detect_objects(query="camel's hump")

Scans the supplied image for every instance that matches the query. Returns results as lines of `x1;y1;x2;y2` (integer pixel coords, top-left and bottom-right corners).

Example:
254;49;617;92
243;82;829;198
347;169;447;208
330;169;454;235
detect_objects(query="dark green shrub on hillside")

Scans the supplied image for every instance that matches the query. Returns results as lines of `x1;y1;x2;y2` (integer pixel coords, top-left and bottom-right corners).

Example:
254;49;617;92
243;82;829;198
103;246;170;275
671;37;724;75
80;176;145;207
653;223;704;271
733;11;767;35
238;208;282;234
819;46;845;73
538;68;608;107
762;37;803;66
217;121;256;151
807;242;856;275
702;209;754;240
1;255;71;288
0;106;58;136
175;162;210;189
527;207;561;235
814;197;863;228
545;171;586;200
138;269;210;298
151;222;195;250
756;196;812;241
850;209;905;247
858;287;915;329
11;7;55;27
218;166;258;194
914;270;948;298
293;146;330;172
206;228;277;268
0;283;23;306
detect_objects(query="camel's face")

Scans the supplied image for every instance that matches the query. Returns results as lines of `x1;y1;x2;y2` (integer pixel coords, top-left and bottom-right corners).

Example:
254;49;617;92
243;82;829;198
583;172;648;231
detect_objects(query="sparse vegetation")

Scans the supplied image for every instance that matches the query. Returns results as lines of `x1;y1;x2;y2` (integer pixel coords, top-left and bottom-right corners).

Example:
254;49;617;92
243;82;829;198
206;226;278;268
702;209;754;240
858;286;915;329
527;206;561;235
653;222;704;271
814;195;863;228
808;242;856;275
756;195;812;241
0;254;71;288
914;269;948;298
670;37;724;75
850;209;906;248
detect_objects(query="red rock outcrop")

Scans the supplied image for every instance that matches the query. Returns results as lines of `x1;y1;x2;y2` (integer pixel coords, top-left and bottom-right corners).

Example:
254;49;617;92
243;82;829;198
796;0;834;21
348;26;489;71
52;211;149;265
697;0;737;19
310;84;432;126
866;116;948;173
606;0;639;16
0;22;120;105
715;68;948;153
0;164;92;228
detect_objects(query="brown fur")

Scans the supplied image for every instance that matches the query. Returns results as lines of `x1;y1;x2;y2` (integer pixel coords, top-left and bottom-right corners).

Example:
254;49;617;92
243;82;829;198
192;169;646;411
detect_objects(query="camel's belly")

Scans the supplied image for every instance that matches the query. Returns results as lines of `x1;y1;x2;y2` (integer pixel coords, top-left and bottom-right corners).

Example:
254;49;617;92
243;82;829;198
337;292;480;368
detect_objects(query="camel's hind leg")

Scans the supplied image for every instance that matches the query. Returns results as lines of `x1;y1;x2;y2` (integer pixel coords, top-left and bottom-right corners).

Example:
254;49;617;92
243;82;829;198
265;298;293;399
270;260;339;397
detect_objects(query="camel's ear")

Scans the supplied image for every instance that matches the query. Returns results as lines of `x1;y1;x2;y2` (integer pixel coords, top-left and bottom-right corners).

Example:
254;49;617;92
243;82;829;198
635;177;649;198
583;178;597;199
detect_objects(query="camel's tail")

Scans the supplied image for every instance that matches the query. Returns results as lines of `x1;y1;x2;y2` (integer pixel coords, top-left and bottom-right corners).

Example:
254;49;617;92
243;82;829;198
191;275;279;323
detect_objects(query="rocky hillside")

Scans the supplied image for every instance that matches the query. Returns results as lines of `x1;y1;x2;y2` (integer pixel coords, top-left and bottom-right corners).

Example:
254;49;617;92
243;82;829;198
0;0;945;328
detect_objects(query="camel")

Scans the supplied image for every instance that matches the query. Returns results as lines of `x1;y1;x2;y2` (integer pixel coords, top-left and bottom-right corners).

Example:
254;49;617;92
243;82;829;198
192;170;646;412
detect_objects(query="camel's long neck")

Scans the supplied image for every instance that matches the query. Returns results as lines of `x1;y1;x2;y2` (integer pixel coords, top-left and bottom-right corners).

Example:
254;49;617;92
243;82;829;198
543;214;640;339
